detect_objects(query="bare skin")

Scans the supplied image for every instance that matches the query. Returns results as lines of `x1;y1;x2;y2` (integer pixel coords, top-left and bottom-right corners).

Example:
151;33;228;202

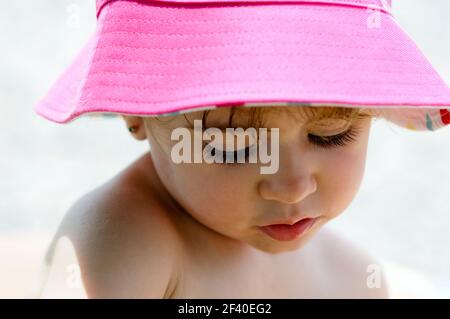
37;107;389;298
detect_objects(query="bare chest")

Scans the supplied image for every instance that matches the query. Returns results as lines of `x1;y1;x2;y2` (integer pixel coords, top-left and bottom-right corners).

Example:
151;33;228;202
170;247;325;298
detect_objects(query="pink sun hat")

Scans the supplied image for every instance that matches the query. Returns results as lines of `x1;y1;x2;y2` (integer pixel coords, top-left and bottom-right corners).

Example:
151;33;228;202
34;0;450;131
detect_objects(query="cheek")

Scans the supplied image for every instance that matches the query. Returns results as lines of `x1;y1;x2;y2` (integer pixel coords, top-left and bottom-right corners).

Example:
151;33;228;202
150;144;257;232
146;126;257;231
173;166;258;232
145;124;259;238
319;138;369;218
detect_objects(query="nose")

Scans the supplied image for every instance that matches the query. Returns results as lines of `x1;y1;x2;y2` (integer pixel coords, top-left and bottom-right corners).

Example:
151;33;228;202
257;148;317;204
258;175;317;204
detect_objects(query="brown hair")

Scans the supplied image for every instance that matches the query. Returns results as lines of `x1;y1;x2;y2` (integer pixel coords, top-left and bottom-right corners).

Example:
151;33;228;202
142;105;379;151
146;105;378;131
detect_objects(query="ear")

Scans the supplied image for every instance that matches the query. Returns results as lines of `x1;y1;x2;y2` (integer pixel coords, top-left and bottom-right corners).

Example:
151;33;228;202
122;116;147;141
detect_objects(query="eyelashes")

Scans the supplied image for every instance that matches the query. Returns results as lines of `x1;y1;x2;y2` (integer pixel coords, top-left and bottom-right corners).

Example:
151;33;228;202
203;143;257;164
201;125;361;164
308;125;360;149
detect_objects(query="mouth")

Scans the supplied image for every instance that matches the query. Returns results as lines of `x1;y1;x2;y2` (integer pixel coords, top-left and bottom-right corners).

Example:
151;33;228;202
258;217;319;242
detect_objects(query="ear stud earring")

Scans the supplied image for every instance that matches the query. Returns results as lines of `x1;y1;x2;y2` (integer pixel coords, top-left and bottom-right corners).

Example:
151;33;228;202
128;125;138;133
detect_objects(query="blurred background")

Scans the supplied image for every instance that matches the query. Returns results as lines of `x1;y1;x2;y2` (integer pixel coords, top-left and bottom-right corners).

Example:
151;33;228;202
0;0;449;298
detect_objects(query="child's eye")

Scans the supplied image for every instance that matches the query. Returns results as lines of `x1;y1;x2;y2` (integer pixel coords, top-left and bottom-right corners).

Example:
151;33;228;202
203;143;256;164
308;126;359;149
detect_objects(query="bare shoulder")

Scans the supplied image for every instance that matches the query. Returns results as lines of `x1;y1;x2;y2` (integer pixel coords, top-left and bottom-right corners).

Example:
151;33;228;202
40;154;183;298
308;227;389;298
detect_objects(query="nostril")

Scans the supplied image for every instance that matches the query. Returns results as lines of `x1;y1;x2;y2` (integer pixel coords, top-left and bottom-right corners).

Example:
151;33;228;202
258;177;317;204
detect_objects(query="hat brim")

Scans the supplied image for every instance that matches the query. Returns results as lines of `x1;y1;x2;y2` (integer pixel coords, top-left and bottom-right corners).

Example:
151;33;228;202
35;0;450;130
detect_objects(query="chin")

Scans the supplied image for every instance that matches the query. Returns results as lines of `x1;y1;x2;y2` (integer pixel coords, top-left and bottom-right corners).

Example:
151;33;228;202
247;236;311;254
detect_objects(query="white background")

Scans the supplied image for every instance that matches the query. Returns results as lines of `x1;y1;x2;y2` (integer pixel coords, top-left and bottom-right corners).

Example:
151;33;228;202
0;0;449;297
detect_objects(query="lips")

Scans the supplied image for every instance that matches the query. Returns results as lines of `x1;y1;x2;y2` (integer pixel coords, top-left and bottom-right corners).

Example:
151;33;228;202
259;217;319;242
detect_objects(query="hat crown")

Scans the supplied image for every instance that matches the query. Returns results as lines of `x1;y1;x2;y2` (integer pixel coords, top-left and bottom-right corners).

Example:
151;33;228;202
96;0;392;16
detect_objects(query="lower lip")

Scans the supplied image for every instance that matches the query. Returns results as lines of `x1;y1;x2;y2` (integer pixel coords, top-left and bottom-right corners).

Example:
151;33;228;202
259;218;318;242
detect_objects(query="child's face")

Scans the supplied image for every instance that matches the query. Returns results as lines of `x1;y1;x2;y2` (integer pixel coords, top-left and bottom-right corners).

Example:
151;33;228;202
135;107;372;254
